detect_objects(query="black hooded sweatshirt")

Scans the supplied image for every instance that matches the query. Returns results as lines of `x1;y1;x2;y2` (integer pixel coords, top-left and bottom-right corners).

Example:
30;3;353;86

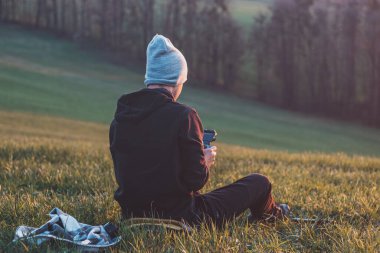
109;88;209;220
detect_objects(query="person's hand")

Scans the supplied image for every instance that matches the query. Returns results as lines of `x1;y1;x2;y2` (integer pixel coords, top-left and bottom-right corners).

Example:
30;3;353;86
204;146;217;168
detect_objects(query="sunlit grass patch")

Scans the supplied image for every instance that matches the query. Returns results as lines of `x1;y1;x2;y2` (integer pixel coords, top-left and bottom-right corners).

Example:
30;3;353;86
0;112;379;252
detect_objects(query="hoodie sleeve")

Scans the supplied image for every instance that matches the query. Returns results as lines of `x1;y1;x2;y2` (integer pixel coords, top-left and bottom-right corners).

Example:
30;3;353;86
178;109;209;192
109;120;117;164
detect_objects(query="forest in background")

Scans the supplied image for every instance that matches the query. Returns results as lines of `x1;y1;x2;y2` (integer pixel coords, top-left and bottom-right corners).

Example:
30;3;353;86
0;0;379;127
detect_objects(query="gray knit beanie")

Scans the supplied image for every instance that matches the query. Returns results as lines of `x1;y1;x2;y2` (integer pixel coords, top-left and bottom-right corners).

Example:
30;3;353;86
144;35;188;86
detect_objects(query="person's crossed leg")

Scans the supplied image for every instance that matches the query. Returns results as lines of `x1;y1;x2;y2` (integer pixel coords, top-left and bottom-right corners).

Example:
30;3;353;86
193;174;288;226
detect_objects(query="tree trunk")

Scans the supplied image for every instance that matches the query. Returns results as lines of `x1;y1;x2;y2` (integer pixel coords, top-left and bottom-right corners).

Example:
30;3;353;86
0;0;3;20
52;0;58;29
61;0;66;32
72;0;78;35
36;0;43;27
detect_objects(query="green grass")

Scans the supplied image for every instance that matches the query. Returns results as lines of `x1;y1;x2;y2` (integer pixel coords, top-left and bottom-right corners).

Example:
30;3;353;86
0;111;379;252
1;24;380;157
1;10;379;253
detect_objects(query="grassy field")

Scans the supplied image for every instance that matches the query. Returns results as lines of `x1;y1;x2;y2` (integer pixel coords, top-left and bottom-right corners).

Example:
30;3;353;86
1;24;380;157
0;110;379;252
0;23;379;252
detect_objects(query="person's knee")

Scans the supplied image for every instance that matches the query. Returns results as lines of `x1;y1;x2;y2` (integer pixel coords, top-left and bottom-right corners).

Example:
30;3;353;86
247;173;272;190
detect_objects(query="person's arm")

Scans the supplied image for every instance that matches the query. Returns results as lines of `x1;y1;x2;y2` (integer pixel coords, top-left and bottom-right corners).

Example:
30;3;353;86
178;109;209;192
109;120;116;152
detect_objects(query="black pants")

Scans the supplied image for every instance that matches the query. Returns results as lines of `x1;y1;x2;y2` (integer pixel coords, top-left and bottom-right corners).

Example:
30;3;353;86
191;173;279;225
121;174;280;226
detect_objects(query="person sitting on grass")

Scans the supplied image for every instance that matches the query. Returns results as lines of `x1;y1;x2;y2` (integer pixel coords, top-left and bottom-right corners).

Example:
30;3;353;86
109;35;289;226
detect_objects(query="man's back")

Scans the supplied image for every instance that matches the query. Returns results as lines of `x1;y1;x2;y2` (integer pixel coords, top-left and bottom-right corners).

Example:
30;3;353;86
109;88;208;219
109;34;286;226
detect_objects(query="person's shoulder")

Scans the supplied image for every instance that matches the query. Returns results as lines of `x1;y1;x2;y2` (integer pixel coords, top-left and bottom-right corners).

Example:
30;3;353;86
169;101;198;116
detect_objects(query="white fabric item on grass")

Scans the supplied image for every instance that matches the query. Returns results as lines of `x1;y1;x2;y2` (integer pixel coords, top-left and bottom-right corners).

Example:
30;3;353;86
12;208;121;251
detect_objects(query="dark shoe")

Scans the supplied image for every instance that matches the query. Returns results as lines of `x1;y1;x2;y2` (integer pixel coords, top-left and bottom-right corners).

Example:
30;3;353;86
248;203;290;223
277;204;291;217
265;203;290;222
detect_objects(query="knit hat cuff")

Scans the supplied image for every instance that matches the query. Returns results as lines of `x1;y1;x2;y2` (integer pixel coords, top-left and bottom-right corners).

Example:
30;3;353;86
144;79;178;86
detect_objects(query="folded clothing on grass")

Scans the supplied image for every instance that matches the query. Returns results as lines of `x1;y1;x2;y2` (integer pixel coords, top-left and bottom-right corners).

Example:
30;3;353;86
12;207;121;251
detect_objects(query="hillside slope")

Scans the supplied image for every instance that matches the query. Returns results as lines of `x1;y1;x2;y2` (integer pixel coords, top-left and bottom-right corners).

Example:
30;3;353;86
1;24;380;156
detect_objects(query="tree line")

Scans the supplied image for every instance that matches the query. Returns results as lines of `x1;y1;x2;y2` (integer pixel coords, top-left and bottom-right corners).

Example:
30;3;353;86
0;0;379;126
249;0;380;126
0;0;242;90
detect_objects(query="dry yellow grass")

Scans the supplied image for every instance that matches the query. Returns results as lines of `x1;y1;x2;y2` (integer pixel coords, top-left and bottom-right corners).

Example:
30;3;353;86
0;110;379;252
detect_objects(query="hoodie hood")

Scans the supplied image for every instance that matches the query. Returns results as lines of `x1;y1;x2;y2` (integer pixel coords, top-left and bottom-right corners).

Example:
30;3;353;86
115;88;174;124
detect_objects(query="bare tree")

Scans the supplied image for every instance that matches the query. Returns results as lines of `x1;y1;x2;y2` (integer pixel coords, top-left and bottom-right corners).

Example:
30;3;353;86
0;0;4;20
60;0;66;32
140;0;155;55
52;0;58;29
36;0;46;28
364;0;380;125
339;0;360;117
250;14;270;101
